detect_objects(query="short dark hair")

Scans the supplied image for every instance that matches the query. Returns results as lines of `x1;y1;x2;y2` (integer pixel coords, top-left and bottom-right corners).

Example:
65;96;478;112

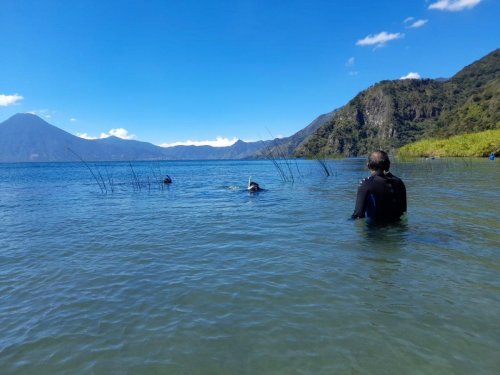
367;150;390;171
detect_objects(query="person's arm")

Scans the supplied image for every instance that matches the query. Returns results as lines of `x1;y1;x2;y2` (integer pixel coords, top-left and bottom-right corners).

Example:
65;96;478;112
351;179;370;219
400;180;407;213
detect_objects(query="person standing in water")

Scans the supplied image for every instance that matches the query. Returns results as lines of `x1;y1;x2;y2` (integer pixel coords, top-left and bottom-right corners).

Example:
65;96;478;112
351;150;407;223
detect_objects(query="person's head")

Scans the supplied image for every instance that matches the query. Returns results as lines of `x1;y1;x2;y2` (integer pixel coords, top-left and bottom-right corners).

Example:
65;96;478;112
248;181;260;192
367;150;390;172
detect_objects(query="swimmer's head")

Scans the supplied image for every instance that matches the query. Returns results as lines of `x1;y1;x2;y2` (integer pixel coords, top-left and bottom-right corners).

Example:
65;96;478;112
367;150;390;172
248;181;260;192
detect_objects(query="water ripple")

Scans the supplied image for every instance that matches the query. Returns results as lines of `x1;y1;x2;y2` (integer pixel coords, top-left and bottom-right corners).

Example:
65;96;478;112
0;159;499;374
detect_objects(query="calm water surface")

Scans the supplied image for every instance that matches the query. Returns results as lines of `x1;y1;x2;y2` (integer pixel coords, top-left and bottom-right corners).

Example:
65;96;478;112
0;159;499;374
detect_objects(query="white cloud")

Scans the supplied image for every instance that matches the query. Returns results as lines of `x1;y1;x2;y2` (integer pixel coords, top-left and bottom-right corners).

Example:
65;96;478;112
70;118;77;122
76;128;136;140
356;31;404;48
345;57;355;67
0;94;24;106
404;17;415;23
100;128;136;140
408;19;428;28
160;137;239;148
76;133;97;140
429;0;481;11
400;72;422;80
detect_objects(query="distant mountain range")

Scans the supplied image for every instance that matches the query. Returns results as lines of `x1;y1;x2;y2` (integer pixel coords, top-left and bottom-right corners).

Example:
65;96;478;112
0;110;332;162
1;49;497;162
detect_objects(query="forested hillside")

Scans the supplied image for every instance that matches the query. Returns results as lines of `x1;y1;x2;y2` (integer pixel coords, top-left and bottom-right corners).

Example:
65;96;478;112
296;49;499;157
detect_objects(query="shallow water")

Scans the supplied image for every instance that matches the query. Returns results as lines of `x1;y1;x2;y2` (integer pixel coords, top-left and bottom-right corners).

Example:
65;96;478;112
0;159;499;374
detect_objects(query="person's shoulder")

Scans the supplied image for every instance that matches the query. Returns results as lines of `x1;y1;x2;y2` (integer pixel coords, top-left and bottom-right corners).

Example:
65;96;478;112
358;175;373;187
386;172;405;186
386;172;402;180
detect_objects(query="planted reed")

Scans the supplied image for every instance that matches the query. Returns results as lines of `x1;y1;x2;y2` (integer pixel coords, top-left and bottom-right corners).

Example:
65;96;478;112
67;147;107;194
149;165;162;191
104;166;115;193
128;162;141;191
261;131;298;183
315;155;334;177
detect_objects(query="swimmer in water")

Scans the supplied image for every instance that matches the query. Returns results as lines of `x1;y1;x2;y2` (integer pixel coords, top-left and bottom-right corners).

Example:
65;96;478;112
247;177;262;192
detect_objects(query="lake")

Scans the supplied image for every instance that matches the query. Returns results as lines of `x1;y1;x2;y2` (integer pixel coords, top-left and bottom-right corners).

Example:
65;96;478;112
0;158;499;374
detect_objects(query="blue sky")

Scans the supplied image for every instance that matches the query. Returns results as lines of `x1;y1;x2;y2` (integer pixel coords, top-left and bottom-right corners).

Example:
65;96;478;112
0;0;498;146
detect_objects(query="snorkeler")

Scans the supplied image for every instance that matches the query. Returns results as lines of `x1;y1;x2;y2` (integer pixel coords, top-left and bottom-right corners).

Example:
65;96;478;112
248;177;262;192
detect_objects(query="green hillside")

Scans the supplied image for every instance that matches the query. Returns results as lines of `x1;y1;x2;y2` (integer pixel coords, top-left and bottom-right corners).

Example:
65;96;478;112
296;49;500;157
398;129;500;157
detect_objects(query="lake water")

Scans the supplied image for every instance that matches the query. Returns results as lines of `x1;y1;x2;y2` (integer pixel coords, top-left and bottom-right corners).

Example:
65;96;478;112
0;158;499;374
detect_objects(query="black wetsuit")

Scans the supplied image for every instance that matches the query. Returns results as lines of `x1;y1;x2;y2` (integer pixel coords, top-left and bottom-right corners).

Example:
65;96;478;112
351;171;407;222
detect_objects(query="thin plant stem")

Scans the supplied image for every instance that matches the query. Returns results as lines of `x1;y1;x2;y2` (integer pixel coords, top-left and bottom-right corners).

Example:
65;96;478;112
67;147;106;194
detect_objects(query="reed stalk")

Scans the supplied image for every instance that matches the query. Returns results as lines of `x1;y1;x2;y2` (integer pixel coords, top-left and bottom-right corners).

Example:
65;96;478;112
129;162;141;191
316;157;331;177
104;166;115;193
67;148;106;194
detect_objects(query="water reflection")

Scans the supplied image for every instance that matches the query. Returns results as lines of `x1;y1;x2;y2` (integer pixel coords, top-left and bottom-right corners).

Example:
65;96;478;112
356;217;409;250
353;219;414;326
354;218;410;287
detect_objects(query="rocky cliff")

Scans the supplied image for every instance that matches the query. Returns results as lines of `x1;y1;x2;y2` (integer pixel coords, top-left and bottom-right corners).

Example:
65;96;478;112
296;49;499;157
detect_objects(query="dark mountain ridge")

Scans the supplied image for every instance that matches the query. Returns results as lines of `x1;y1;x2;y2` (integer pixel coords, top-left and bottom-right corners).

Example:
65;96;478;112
0;113;271;162
0;107;333;162
0;113;265;162
0;113;103;162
